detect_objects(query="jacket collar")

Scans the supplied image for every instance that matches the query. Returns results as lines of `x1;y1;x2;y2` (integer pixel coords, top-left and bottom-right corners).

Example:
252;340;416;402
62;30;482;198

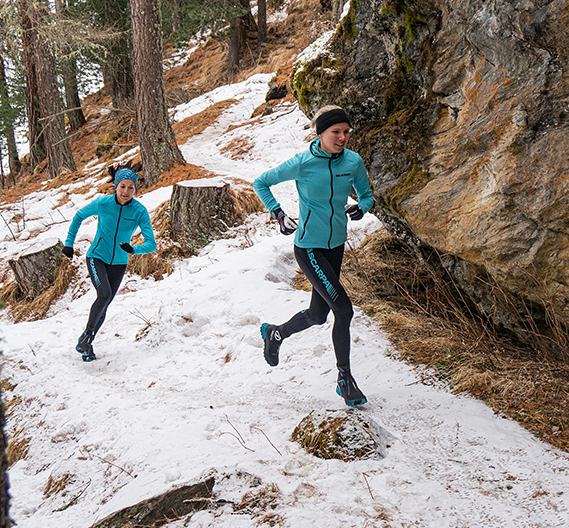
114;195;133;206
309;138;344;160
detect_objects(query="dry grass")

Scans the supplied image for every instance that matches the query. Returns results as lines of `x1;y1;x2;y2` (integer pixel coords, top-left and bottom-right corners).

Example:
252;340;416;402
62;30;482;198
7;427;30;467
294;229;569;451
235;483;284;526
44;473;75;498
0;259;77;322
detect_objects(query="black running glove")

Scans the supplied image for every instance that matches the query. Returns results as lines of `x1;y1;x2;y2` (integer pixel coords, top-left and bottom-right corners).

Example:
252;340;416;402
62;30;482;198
345;204;364;221
61;246;74;258
120;242;135;254
271;208;298;235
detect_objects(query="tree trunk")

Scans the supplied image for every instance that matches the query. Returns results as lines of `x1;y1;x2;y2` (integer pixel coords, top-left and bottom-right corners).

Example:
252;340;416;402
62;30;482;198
170;181;239;251
0;384;10;528
130;0;183;186
227;16;241;77
171;0;184;33
257;0;267;53
226;0;255;78
0;56;21;179
28;0;76;179
54;0;87;133
332;0;345;23
16;0;46;172
8;238;64;298
103;37;135;111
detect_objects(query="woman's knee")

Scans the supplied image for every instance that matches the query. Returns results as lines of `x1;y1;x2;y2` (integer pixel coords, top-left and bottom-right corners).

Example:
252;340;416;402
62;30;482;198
95;289;113;307
334;300;353;321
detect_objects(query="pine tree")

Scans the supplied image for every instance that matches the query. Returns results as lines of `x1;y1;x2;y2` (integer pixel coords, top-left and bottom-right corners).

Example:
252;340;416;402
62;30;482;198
130;0;183;185
70;0;135;110
0;53;21;184
16;0;46;172
54;0;86;133
23;0;76;179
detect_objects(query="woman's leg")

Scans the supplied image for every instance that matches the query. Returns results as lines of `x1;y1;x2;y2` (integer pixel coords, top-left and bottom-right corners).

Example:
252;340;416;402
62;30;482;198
90;261;127;337
284;245;353;370
78;258;125;355
263;245;353;369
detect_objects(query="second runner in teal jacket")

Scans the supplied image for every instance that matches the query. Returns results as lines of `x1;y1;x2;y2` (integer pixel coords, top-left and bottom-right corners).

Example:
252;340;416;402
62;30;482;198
253;137;374;249
65;194;156;265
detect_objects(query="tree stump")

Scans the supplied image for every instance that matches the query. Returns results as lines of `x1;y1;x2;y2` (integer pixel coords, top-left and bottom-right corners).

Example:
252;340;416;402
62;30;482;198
89;477;215;528
170;180;239;251
8;238;64;298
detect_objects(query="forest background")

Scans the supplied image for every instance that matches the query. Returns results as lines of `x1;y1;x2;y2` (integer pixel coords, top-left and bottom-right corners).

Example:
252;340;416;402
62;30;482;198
1;0;569;525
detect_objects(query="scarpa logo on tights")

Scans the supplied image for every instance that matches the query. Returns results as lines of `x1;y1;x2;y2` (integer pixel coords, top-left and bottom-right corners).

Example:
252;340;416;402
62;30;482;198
307;249;339;302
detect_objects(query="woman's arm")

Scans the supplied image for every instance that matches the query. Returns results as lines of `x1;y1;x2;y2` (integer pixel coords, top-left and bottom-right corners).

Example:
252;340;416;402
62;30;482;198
353;158;374;214
253;155;301;213
131;207;157;255
64;199;100;247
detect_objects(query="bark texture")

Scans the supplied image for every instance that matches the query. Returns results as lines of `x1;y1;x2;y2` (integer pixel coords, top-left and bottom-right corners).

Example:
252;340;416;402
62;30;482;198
54;0;86;133
170;181;239;251
0;56;20;179
16;0;46;171
130;0;182;186
8;239;64;298
28;0;76;179
0;385;10;528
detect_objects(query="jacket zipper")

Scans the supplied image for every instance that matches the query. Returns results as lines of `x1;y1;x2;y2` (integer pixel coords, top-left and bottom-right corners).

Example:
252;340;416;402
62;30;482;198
300;210;312;240
327;157;334;249
111;204;124;264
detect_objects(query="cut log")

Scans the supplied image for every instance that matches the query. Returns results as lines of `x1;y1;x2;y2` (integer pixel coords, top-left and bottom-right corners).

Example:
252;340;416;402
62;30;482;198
89;477;215;528
8;238;64;298
170;179;239;251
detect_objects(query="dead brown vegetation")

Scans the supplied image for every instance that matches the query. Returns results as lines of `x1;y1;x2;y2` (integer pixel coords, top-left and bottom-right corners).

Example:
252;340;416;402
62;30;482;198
7;427;30;468
0;259;77;322
329;229;569;451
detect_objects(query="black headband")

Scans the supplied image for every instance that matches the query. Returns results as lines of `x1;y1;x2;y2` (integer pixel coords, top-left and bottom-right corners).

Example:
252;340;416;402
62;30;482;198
315;109;352;134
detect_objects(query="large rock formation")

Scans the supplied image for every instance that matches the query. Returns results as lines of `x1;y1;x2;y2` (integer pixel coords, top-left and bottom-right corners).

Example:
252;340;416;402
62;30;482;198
292;0;569;355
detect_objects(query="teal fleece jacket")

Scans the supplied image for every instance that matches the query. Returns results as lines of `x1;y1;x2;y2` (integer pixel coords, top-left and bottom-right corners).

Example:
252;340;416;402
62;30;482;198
253;138;374;249
65;195;156;265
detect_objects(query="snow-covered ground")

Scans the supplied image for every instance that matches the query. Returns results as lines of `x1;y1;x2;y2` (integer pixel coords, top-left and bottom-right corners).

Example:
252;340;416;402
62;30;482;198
2;75;569;528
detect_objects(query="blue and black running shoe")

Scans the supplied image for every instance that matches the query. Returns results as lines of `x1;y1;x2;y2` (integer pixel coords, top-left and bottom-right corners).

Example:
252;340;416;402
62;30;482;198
336;368;367;407
260;323;283;367
76;330;96;362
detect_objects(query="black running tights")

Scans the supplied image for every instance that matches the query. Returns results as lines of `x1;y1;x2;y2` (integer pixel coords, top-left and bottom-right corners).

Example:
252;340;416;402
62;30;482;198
85;257;127;337
279;245;353;370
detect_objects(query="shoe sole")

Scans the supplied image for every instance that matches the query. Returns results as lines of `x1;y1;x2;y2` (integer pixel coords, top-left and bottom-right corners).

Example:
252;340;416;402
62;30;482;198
76;346;96;362
260;323;279;367
336;386;367;407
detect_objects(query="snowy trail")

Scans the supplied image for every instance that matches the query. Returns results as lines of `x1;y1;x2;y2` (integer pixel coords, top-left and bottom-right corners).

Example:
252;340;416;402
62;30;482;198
2;81;569;528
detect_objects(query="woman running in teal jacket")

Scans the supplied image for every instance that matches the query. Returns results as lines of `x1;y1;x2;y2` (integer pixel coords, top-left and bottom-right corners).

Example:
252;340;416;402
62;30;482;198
62;164;156;362
253;105;374;407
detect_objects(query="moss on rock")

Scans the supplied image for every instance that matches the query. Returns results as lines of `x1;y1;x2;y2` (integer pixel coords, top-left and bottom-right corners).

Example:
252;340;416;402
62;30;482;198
291;409;395;461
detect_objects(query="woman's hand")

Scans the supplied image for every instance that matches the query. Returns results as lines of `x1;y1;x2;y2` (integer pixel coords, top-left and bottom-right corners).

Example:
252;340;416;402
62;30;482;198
345;204;364;221
271;208;298;235
120;242;135;254
62;246;74;258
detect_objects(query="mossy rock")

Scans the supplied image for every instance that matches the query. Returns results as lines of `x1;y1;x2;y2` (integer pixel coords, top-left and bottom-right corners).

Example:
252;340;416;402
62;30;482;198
95;130;122;158
291;409;396;461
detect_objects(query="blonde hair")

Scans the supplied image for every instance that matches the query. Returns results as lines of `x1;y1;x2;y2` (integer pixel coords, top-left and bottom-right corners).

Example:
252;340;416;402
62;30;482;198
311;105;344;130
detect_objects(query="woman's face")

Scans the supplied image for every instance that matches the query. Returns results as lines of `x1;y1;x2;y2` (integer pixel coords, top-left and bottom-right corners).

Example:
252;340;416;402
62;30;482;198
116;179;136;205
319;122;351;155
